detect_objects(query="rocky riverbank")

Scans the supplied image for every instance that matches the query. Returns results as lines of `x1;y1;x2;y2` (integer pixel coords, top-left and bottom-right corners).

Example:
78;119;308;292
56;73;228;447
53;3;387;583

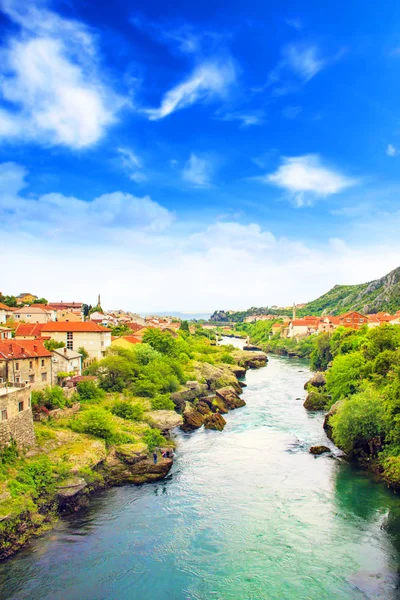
0;349;267;561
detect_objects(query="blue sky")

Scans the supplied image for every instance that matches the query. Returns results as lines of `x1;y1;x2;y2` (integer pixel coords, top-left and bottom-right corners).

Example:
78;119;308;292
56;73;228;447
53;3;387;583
1;0;400;311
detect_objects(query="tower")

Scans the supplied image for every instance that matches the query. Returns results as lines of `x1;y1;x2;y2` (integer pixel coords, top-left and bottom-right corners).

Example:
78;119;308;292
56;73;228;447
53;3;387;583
97;293;101;307
293;302;296;320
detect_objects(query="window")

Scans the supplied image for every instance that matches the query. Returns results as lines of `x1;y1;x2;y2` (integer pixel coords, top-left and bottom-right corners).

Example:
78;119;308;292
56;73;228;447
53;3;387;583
41;359;45;367
29;360;33;369
26;314;31;318
41;372;47;382
1;409;7;421
15;377;20;383
360;319;364;323
346;318;351;322
18;401;24;412
67;331;73;350
15;362;19;371
29;374;35;383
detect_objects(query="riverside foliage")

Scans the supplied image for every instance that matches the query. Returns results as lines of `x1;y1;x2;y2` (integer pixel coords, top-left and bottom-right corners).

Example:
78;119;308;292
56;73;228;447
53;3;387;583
242;319;400;487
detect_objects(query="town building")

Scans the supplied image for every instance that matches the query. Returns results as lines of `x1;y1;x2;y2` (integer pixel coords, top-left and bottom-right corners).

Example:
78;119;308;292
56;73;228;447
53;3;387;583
51;347;82;384
0;340;53;389
40;322;111;361
14;323;47;340
0;302;9;324
16;293;38;305
111;336;141;350
0;327;13;341
13;306;53;324
338;311;368;330
49;302;84;321
0;383;35;449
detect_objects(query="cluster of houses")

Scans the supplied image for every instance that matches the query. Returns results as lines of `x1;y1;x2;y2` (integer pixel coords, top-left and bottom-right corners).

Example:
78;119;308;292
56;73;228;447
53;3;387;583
271;310;400;339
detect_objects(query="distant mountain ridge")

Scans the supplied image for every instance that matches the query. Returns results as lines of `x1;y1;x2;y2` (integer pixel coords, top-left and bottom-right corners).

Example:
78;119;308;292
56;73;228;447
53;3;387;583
302;266;400;316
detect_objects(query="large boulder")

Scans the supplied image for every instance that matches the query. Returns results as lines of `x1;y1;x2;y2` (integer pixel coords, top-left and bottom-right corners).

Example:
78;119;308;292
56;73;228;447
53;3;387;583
170;382;208;412
204;413;226;431
304;372;326;390
181;405;205;431
303;392;330;411
146;411;183;432
104;448;172;485
323;400;344;440
309;445;330;455
216;386;246;410
233;350;268;369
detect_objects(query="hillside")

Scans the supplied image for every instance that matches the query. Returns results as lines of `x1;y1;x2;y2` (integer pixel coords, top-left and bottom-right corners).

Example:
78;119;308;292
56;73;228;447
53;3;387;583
301;266;400;315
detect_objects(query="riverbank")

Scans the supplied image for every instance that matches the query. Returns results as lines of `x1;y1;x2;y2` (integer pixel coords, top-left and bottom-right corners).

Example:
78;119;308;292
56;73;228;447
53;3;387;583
0;335;267;561
2;354;400;600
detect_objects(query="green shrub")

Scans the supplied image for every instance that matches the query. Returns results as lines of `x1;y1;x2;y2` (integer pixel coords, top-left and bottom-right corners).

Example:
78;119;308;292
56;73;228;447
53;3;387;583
220;353;235;365
111;401;144;421
143;428;166;452
76;380;104;402
150;394;175;411
70;408;116;442
43;386;67;409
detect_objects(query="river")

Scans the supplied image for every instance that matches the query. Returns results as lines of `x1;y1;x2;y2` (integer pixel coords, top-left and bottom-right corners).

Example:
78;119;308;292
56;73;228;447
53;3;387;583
1;338;400;599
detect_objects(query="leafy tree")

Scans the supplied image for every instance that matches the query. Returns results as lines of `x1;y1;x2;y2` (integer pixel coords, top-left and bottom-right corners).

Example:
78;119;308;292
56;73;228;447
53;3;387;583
330;387;387;455
93;354;136;392
150;394;175;410
309;332;332;371
180;320;190;333
35;297;48;305
110;323;133;337
325;351;370;403
143;329;178;356
44;339;65;351
78;346;89;360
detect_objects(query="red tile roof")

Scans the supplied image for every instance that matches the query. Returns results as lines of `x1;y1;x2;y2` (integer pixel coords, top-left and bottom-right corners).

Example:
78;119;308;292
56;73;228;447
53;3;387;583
0;340;52;359
126;322;142;332
292;319;318;326
41;322;109;332
0;302;10;311
14;323;46;338
120;336;141;344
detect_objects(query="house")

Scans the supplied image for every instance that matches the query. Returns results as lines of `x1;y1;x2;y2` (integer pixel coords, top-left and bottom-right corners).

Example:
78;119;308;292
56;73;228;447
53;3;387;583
30;304;57;321
0;302;9;324
338;311;368;330
287;318;319;339
51;347;82;384
13;306;53;323
0;382;35;449
125;322;143;333
40;322;111;361
271;322;284;336
16;293;38;305
0;326;12;341
111;336;141;350
0;340;53;389
49;302;84;321
317;316;341;333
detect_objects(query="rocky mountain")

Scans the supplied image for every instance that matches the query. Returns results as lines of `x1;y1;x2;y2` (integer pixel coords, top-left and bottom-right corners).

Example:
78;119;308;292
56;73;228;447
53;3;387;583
302;266;400;316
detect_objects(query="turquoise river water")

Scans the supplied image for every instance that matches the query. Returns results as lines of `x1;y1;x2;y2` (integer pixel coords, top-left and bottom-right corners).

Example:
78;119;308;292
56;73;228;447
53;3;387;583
1;338;400;599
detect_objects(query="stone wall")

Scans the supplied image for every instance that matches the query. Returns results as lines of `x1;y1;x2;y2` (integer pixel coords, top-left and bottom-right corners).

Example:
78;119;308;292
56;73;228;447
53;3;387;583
0;386;35;449
33;402;80;422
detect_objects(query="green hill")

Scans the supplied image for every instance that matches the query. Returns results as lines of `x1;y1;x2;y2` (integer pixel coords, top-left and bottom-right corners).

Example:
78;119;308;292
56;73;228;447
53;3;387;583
301;266;400;316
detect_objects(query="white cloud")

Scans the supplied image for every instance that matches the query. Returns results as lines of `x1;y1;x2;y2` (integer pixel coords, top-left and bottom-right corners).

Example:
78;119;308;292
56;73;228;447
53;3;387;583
286;18;303;31
264;154;357;206
144;61;235;120
281;105;302;119
283;44;325;82
1;163;400;311
0;0;123;148
117;147;147;182
218;112;265;127
387;144;397;157
182;153;213;186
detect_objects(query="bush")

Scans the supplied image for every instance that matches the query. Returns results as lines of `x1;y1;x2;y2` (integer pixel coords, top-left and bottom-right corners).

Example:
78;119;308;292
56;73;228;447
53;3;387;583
76;380;104;402
70;408;116;442
143;428;166;452
150;394;175;410
133;379;158;397
44;386;67;409
111;401;144;421
220;353;235;364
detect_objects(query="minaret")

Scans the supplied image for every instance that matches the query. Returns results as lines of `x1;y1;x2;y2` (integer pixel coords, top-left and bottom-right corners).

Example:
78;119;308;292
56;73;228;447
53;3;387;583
293;302;296;320
97;293;101;307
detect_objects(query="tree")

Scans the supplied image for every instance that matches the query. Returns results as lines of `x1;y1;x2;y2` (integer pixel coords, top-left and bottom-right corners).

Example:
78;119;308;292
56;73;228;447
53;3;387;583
44;339;65;351
110;323;132;337
180;320;190;333
71;408;116;441
35;297;48;305
76;380;104;401
325;351;370;402
78;346;89;361
143;328;178;356
310;333;332;371
111;401;144;421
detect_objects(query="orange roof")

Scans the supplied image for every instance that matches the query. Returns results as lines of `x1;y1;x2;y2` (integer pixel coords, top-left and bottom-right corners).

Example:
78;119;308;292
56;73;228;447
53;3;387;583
41;322;109;332
292;319;318;326
126;322;142;332
14;323;46;337
0;339;52;359
0;302;10;311
120;336;141;344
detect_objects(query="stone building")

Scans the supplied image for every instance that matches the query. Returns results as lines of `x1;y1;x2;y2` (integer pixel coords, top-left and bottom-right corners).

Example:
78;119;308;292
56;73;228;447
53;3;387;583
0;340;53;389
51;347;82;384
0;383;35;449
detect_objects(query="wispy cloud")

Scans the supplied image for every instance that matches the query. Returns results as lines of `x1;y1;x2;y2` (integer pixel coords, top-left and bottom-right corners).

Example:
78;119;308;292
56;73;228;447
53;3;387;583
263;154;357;207
281;105;302;119
387;144;397;157
144;61;236;120
182;153;213;187
286;18;303;31
117;147;147;182
0;0;124;148
217;111;265;127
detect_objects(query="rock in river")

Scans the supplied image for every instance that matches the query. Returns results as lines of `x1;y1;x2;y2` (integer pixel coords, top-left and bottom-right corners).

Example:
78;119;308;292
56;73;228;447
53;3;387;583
204;413;226;431
309;445;330;455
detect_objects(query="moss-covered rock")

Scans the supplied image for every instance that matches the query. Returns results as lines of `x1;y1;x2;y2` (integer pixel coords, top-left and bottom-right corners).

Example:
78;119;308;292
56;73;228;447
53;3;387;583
304;372;326;390
309;445;330;455
216;386;246;410
181;405;205;431
303;392;329;411
204;413;226;431
146;411;183;431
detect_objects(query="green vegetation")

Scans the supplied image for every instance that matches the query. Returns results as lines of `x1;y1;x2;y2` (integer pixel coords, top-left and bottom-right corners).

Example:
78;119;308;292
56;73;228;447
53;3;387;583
110;323;133;337
43;339;65;351
111;400;144;421
78;346;89;361
31;386;70;410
